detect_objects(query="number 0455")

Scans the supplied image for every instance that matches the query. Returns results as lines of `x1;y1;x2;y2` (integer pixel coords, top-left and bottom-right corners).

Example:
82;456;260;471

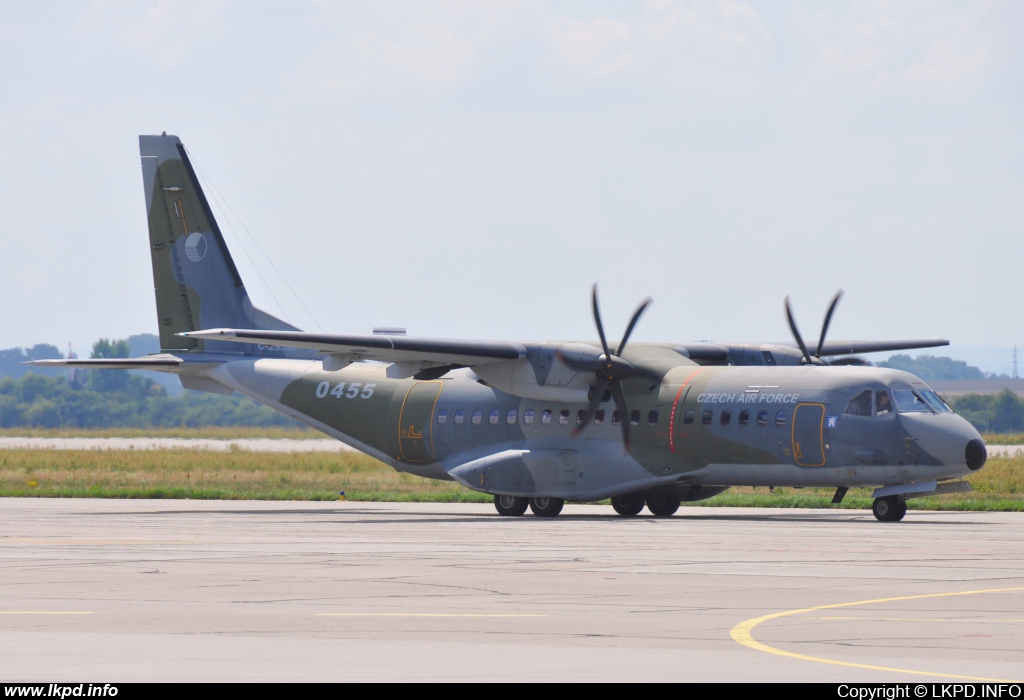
315;382;376;399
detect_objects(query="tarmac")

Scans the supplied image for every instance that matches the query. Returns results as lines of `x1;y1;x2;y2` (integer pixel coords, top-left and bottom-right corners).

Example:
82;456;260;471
0;498;1021;682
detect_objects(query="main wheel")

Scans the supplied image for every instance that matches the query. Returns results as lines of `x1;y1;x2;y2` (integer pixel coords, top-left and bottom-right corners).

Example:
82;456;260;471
611;494;646;516
872;496;906;522
494;494;528;516
529;496;564;518
646;494;680;517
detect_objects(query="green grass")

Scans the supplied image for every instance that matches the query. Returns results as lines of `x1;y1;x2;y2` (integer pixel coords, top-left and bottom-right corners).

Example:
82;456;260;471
0;426;324;439
1;447;1022;510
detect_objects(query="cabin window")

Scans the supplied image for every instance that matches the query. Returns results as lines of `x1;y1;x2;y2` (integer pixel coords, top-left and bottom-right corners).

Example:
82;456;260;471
845;389;873;417
472;409;482;425
454;409;465;425
577;410;586;426
506;409;518;425
612;410;621;426
541;409;552;425
648;410;659;425
738;410;749;426
436;409;448;425
489;409;500;425
594;410;605;425
757;410;768;426
559;409;570;426
775;410;787;426
702;410;712;426
720;410;732;426
683;410;695;425
523;409;535;425
630;410;640;426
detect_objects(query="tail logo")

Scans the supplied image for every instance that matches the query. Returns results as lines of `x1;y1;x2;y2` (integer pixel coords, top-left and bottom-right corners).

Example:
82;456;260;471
184;232;208;262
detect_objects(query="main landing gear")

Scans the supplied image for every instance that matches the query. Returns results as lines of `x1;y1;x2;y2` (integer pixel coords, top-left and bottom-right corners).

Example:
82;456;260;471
610;494;645;516
872;495;907;522
492;495;565;517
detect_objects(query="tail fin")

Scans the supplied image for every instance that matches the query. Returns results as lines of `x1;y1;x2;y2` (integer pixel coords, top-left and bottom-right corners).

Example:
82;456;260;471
139;134;301;356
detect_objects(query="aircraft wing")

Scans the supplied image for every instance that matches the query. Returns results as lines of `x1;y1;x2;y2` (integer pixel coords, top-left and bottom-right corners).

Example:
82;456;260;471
178;329;526;366
24;355;183;370
815;339;949;356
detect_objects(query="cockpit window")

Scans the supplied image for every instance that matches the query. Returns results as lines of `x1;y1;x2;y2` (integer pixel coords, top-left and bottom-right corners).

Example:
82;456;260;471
918;389;952;413
845;390;873;417
875;390;893;415
893;390;930;413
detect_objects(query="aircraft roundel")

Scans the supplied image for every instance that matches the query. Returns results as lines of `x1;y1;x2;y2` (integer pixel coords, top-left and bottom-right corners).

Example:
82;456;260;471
184;232;208;262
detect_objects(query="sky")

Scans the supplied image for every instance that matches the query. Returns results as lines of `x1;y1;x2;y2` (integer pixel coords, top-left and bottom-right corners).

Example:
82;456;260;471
1;1;1021;372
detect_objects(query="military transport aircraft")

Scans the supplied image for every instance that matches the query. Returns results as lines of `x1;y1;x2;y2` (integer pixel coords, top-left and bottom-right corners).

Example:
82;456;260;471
30;134;987;522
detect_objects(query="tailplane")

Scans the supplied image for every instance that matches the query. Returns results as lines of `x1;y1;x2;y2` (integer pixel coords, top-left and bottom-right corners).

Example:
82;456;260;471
139;133;304;357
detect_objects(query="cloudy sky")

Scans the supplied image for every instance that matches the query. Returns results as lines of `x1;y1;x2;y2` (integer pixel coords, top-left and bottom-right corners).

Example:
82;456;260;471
2;1;1021;370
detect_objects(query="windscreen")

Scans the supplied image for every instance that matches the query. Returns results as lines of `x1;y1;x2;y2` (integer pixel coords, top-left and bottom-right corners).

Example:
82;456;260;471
893;390;931;413
918;388;953;413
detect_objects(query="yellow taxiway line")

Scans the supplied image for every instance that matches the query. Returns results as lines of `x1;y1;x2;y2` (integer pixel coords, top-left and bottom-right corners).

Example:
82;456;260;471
730;586;1024;682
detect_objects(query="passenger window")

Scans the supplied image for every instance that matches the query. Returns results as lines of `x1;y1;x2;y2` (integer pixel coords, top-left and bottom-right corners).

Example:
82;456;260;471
489;409;500;425
506;409;517;425
875;391;893;415
738;410;749;426
683;410;695;425
559;409;570;426
612;410;621;426
472;409;482;425
523;409;535;425
630;410;640;426
757;410;768;426
648;410;659;425
720;410;732;426
577;410;586;426
541;409;552;425
594;410;605;425
702;410;712;426
454;409;465;425
845;389;872;417
436;409;448;425
775;410;787;426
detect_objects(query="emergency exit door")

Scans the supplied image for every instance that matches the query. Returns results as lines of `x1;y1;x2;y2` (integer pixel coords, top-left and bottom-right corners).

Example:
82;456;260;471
791;403;826;467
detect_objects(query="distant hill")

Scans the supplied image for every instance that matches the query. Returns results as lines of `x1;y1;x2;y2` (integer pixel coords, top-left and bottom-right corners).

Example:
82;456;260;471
878;354;988;381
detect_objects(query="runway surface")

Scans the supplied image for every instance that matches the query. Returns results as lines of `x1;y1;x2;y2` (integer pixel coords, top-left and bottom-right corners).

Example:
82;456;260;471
1;498;1021;682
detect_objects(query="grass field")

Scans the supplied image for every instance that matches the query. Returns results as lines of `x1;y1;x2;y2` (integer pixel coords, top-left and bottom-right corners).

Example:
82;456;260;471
1;446;1021;511
0;426;325;439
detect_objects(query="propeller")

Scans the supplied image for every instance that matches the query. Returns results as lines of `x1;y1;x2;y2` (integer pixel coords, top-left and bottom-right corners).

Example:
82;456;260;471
784;290;844;365
557;284;660;451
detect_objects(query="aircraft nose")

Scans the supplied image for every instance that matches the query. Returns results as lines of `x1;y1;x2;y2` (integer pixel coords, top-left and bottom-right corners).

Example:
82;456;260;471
965;438;987;471
899;412;985;473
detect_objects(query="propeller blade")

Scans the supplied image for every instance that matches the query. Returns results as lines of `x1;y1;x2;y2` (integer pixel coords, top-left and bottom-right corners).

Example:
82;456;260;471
591;284;611;359
815;289;844;358
616;297;652;356
572;377;609;439
609;381;631;452
785;296;813;365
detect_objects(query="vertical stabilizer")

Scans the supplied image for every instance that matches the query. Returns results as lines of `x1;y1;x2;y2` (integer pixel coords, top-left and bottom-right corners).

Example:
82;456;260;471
139;134;301;356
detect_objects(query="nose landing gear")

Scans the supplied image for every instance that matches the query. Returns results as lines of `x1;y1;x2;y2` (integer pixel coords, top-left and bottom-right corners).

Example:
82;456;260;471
872;495;907;522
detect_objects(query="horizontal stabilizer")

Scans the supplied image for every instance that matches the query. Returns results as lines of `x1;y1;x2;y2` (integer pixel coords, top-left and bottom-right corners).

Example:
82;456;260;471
24;355;183;371
178;329;526;366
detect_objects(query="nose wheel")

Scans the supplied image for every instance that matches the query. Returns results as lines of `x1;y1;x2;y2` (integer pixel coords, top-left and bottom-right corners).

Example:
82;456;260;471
872;496;907;522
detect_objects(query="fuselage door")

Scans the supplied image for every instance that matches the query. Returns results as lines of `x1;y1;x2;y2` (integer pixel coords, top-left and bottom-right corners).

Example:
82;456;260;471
398;381;443;463
791;403;826;467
